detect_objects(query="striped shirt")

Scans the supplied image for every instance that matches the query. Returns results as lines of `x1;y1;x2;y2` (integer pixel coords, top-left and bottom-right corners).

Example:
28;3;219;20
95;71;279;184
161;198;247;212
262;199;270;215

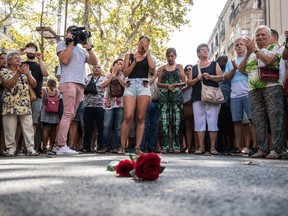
56;41;87;85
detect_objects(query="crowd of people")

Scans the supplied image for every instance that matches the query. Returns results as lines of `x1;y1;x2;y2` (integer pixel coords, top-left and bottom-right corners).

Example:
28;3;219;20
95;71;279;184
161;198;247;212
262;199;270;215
0;24;288;159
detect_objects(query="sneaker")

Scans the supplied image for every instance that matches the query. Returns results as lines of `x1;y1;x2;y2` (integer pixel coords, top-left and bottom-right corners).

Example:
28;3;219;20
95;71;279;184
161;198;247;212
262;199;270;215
241;147;249;155
27;149;39;156
6;148;16;157
46;146;59;155
56;146;79;155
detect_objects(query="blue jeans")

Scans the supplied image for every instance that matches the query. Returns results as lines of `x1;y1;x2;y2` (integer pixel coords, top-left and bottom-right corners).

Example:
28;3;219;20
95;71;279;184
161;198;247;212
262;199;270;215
141;101;160;150
102;108;124;149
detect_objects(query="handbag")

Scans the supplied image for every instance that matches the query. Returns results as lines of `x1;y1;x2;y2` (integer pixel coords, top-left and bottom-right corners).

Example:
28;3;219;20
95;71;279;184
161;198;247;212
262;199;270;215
198;63;224;104
45;88;60;113
109;78;124;98
84;76;98;95
28;84;37;102
258;67;279;82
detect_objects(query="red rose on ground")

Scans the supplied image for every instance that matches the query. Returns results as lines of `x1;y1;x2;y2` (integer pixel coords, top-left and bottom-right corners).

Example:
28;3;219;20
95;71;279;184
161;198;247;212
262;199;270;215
116;159;134;177
134;153;161;180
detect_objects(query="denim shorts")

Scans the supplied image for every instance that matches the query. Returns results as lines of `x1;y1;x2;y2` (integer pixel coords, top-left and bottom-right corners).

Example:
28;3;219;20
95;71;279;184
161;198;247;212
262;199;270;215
230;95;252;122
124;78;151;97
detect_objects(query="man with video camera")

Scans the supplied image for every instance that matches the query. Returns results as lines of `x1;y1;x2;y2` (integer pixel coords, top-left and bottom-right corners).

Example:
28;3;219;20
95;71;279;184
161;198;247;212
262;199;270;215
53;25;97;155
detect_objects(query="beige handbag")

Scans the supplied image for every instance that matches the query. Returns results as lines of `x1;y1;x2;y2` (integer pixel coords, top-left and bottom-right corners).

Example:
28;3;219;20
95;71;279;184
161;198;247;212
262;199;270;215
198;63;224;104
28;84;37;102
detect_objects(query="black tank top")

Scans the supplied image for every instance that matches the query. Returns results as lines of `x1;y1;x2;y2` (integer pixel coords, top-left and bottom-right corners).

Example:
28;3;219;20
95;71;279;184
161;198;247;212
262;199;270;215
191;61;219;102
128;56;149;79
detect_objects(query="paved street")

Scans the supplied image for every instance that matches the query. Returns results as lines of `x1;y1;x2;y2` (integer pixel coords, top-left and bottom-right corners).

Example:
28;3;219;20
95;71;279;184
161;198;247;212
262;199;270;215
0;153;287;216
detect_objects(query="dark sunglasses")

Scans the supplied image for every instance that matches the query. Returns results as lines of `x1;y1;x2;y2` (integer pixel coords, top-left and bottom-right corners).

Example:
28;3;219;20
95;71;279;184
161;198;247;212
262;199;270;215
185;68;192;71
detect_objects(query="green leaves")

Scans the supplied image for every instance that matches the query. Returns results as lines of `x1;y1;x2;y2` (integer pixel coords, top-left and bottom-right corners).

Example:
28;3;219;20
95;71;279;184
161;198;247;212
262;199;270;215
0;0;194;73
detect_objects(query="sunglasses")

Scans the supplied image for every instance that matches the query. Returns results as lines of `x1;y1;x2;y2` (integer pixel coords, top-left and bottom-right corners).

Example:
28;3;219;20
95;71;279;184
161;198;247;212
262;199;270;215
185;68;192;71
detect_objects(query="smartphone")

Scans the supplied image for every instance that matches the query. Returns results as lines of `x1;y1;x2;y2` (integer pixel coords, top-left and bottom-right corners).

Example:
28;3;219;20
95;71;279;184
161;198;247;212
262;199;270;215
25;48;35;54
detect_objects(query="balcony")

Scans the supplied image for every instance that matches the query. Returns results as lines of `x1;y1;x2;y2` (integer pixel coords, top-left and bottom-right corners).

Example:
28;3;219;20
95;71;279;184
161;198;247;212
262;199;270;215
229;0;263;25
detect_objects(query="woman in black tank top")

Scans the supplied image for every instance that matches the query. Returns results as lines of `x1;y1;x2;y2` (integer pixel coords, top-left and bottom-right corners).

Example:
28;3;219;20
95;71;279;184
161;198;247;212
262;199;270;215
118;36;156;155
187;43;223;155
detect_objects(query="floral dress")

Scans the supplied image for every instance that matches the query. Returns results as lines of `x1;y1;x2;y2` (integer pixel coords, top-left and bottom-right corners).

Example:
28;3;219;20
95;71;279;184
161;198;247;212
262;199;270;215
0;68;32;115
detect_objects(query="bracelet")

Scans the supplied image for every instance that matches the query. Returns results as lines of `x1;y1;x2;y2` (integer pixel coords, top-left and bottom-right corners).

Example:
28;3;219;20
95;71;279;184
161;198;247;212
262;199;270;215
285;45;288;49
87;47;93;51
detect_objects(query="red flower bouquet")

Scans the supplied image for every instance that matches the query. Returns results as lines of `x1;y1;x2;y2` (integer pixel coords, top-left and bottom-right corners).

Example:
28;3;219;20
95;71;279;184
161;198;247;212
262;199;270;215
107;153;165;181
115;159;134;177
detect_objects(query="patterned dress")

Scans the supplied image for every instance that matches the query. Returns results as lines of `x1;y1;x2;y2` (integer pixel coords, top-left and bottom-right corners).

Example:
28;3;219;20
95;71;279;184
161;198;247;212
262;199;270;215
159;66;183;151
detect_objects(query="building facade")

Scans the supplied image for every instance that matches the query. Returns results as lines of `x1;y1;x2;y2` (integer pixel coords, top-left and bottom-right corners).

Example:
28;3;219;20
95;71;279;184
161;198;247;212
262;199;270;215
208;0;288;60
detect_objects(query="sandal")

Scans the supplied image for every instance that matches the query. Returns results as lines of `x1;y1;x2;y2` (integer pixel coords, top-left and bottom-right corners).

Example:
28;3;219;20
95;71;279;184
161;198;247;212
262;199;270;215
160;149;167;154
266;150;281;159
135;148;143;155
250;151;268;158
173;150;181;154
194;148;205;154
210;148;218;155
117;147;125;155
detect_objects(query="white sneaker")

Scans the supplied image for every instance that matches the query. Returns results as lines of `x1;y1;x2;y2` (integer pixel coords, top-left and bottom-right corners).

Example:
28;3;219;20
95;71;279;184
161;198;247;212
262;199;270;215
6;148;16;157
27;149;39;156
56;146;79;155
52;146;60;153
241;147;249;154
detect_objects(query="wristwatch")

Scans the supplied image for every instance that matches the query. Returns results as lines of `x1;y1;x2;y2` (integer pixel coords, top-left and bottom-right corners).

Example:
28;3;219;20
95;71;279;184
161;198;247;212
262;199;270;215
87;47;93;51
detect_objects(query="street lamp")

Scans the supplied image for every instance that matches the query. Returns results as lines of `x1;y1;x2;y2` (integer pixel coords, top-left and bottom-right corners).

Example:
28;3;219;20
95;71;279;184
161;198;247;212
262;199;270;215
36;26;60;44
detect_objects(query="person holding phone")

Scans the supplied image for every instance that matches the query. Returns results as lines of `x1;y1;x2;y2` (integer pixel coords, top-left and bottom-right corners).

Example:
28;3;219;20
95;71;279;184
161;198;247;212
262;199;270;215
0;51;38;156
22;42;48;152
118;36;155;155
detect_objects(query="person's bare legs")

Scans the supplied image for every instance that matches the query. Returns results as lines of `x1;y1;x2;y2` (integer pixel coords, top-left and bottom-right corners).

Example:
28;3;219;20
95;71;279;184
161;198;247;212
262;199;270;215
119;96;136;153
68;121;78;149
234;122;244;150
134;95;150;154
41;125;50;152
242;123;251;150
209;131;218;154
195;131;205;153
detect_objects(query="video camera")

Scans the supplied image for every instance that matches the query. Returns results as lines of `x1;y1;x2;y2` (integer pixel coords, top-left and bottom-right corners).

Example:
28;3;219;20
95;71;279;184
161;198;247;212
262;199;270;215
66;27;92;45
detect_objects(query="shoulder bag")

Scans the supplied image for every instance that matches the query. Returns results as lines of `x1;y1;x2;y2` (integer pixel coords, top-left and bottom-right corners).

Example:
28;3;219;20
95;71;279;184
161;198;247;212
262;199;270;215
28;84;37;102
198;63;224;104
84;76;99;95
110;77;124;98
258;67;279;82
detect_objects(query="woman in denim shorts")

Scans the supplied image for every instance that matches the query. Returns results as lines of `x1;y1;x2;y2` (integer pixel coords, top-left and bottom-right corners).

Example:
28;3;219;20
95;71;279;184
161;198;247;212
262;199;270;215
118;36;156;155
